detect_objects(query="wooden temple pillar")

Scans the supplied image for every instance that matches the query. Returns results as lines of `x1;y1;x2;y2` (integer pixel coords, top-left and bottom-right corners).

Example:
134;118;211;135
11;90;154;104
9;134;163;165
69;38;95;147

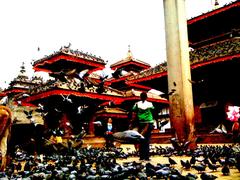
59;113;73;138
163;0;196;145
88;116;96;137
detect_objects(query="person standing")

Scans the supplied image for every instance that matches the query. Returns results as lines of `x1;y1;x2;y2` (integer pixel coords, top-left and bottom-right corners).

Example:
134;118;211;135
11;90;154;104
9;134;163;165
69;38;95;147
132;92;155;161
105;118;114;148
232;118;240;144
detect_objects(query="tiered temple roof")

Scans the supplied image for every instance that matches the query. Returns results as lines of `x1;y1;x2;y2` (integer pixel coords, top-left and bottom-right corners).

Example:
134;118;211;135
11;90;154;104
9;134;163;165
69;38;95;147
4;62;43;95
16;45;169;137
105;47;152;91
0;63;44;125
188;1;240;48
127;1;240;92
33;46;106;73
125;0;240;107
110;46;151;72
127;38;240;89
4;1;239;145
21;45;168;106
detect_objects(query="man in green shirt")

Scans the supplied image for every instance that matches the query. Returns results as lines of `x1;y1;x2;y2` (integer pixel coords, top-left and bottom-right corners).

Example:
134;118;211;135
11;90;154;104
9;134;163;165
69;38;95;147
132;92;155;161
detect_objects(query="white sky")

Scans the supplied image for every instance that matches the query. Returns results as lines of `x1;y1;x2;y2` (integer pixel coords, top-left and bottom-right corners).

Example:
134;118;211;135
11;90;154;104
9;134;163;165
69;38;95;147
0;0;233;88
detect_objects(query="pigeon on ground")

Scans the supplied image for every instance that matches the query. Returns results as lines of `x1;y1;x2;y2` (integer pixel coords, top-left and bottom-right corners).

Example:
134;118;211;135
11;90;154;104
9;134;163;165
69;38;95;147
113;130;145;144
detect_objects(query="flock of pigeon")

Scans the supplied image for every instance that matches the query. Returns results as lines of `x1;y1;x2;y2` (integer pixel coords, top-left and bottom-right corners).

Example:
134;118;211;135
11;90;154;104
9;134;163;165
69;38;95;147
2;53;240;179
1;136;240;179
47;65;125;95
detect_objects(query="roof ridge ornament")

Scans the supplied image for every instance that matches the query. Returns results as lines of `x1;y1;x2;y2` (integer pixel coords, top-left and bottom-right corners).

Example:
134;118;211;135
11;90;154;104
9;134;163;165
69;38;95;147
213;0;219;9
20;62;26;74
127;45;133;60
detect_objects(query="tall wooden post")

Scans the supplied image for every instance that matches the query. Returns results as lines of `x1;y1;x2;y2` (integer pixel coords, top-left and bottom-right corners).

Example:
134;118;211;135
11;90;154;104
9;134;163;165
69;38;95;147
163;0;196;144
88;116;96;137
60;113;73;138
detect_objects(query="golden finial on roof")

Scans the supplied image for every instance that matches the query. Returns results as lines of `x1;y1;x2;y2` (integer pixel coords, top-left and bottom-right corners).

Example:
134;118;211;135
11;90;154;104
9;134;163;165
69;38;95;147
11;61;29;85
20;62;26;75
127;45;133;60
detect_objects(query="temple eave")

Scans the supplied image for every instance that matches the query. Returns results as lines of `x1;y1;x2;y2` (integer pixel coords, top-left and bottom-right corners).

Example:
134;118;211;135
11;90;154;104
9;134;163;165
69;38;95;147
34;54;106;72
111;61;150;70
95;113;128;119
191;54;240;69
127;72;168;84
187;1;240;25
21;89;125;105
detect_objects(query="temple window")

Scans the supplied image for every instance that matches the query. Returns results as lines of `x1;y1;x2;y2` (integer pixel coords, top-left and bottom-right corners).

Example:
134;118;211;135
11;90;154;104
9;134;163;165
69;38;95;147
156;107;171;133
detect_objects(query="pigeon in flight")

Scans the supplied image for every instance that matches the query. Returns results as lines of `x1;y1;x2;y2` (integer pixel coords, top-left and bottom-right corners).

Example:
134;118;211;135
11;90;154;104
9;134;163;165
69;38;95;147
0;96;8;105
158;119;169;130
210;123;227;134
77;106;84;114
23;110;34;119
188;79;204;84
61;94;73;104
49;71;68;82
161;89;176;99
93;121;102;126
79;69;90;81
112;68;124;79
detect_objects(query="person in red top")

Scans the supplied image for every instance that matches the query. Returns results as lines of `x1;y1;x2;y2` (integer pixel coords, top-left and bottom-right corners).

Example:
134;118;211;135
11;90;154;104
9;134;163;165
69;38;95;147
232;118;240;144
105;118;114;148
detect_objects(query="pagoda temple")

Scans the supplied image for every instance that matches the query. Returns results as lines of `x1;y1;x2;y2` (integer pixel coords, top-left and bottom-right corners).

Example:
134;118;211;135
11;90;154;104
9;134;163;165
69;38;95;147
97;47;169;136
126;0;240;143
110;45;151;73
1;62;44;126
105;45;151;91
15;45;167;147
0;63;44;152
20;46;121;136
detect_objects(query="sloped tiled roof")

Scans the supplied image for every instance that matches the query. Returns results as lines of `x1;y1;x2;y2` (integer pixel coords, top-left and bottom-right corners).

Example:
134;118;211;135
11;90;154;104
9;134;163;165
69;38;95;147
110;47;151;71
33;46;106;66
127;38;240;82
